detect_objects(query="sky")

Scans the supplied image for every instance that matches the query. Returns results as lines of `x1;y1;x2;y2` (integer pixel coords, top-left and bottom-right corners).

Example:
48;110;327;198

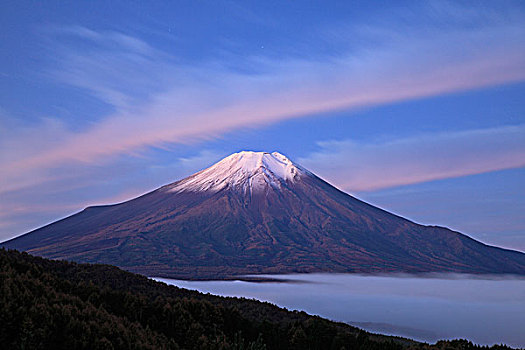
1;1;524;251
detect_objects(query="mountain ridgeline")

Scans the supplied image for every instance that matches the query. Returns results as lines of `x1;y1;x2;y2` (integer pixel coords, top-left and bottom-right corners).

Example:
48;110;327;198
2;151;525;279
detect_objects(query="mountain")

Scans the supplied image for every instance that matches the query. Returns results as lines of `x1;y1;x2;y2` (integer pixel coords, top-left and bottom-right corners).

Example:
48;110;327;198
2;151;525;279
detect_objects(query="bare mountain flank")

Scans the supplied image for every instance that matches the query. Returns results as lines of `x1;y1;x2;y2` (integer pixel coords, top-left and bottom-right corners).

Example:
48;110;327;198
3;151;524;279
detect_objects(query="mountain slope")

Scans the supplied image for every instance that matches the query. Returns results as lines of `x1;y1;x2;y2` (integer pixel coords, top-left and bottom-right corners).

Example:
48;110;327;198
3;151;525;278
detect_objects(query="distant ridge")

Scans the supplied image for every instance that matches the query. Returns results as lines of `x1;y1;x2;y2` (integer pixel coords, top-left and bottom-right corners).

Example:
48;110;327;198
3;151;525;279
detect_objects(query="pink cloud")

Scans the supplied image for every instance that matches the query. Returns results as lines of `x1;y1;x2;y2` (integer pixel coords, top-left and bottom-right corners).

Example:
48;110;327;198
2;12;525;194
298;125;525;192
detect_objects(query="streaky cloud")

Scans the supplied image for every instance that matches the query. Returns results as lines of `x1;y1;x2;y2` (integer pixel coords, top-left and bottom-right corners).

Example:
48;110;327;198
2;3;525;195
298;124;525;191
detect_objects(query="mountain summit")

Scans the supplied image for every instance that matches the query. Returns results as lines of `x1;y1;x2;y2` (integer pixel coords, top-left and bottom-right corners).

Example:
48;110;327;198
3;151;525;279
167;151;306;194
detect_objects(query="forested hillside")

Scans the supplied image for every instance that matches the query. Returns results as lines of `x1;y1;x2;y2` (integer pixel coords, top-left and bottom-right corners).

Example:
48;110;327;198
0;249;514;350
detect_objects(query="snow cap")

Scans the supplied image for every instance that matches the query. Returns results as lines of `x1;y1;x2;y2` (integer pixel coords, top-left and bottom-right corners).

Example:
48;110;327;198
167;151;305;194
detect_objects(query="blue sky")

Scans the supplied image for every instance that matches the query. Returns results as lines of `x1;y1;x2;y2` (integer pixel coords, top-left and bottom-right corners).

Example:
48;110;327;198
1;1;524;250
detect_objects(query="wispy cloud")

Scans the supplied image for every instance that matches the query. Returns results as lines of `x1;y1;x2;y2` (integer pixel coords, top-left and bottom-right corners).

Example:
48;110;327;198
298;124;525;191
45;25;174;110
2;2;525;196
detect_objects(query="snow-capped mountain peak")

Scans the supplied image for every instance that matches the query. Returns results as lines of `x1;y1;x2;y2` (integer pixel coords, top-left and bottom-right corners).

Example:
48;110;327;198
166;151;306;194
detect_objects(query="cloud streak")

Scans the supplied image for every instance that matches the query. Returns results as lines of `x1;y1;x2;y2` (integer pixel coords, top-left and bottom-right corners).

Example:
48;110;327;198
2;2;525;195
298;124;525;192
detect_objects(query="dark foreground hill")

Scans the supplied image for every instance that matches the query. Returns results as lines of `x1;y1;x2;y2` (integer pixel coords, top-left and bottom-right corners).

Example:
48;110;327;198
0;249;516;350
3;151;524;279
